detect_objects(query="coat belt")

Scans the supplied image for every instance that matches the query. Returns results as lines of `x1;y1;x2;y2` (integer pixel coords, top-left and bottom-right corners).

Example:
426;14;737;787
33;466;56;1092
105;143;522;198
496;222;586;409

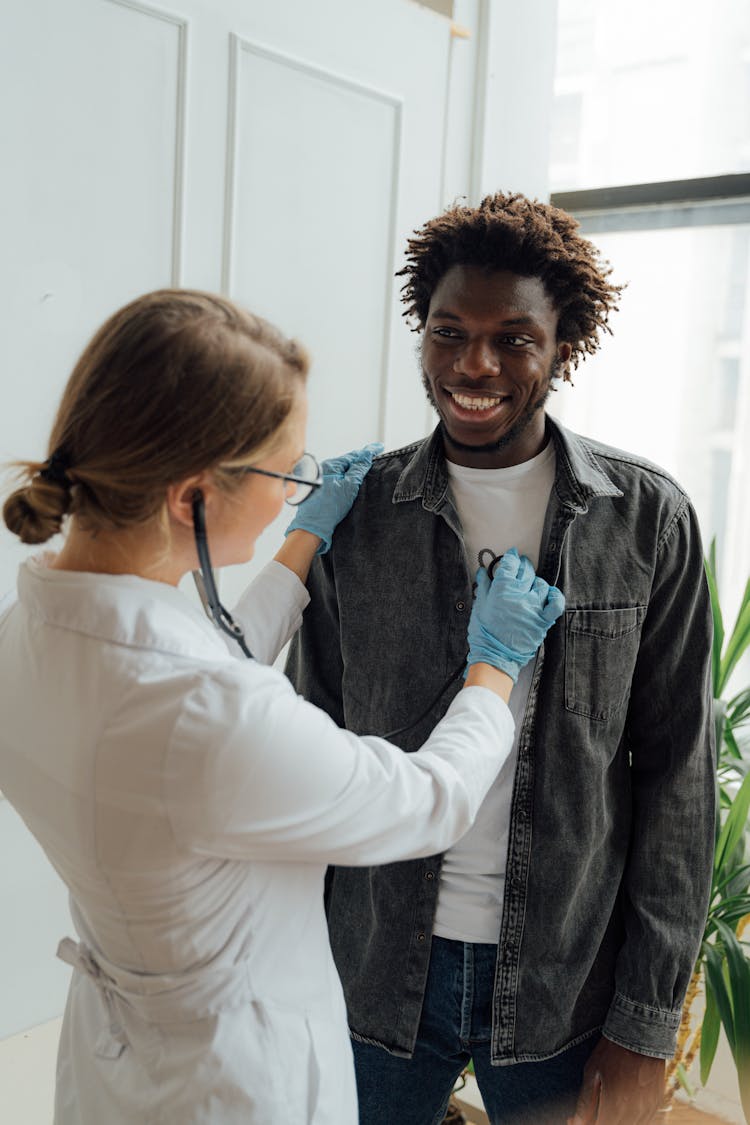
57;936;256;1031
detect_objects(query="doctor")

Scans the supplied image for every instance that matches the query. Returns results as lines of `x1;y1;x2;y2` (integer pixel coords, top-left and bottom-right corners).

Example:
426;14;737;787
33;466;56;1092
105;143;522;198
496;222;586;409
0;288;564;1125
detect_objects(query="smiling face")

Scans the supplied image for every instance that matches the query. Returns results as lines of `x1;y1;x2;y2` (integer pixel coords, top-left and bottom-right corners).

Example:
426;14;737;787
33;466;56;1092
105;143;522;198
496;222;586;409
421;266;572;468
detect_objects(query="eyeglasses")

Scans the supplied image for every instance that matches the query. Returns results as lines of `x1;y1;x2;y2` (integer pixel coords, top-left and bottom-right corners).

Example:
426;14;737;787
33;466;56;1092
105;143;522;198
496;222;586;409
232;451;322;506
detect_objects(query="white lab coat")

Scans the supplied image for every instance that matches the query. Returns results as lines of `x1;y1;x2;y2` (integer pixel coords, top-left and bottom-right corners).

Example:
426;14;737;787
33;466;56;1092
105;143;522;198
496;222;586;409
0;557;514;1124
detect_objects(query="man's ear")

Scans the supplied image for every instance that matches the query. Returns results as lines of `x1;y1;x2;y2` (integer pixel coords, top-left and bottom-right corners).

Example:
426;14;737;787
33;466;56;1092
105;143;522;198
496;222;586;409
166;474;213;529
557;342;573;381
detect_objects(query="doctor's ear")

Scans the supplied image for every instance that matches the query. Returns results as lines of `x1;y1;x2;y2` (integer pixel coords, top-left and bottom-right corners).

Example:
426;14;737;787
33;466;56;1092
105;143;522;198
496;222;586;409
166;475;215;529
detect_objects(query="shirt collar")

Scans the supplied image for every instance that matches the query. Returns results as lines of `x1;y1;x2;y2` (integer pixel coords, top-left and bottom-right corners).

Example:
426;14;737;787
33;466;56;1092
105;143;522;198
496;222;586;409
392;428;450;511
17;557;230;661
391;417;623;514
546;416;623;512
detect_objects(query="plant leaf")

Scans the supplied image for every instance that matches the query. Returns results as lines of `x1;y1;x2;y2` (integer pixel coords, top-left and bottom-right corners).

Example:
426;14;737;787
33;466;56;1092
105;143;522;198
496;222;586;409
705;550;725;697
720;576;750;694
724;724;743;761
704;944;735;1053
700;983;721;1085
728;687;750;727
702;548;750;1118
718;785;735;811
676;1062;696;1098
714;770;750;879
715;920;750;1122
713;864;750;897
710;896;750;924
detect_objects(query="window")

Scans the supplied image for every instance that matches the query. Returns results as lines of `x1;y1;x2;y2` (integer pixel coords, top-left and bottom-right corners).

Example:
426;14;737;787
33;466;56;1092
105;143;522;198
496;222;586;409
550;0;750;192
548;0;750;624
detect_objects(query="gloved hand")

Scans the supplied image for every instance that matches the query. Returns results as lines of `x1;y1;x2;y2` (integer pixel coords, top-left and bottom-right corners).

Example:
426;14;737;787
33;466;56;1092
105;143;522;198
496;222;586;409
284;442;383;554
466;547;565;681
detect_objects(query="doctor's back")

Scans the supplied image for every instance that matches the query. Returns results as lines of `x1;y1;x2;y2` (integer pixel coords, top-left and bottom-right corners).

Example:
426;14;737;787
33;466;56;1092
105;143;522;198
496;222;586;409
0;534;366;1123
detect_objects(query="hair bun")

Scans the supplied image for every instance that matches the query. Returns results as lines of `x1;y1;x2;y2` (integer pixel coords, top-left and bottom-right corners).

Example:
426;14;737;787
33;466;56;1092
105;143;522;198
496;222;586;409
3;477;70;545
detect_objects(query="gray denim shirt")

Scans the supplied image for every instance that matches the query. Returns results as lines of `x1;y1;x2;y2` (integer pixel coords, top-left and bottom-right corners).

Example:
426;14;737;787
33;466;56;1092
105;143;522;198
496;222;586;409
286;417;715;1063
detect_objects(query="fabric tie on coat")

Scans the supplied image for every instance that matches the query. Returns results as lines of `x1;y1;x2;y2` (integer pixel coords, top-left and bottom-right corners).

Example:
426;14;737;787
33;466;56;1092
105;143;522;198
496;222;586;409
57;936;258;1029
57;938;129;1059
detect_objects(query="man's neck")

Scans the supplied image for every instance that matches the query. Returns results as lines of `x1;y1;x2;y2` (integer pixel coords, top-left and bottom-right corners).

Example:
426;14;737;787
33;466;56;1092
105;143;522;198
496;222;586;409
441;416;550;469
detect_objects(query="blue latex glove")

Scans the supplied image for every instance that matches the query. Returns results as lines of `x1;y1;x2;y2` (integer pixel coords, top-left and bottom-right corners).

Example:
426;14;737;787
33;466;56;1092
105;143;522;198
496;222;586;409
466;547;565;681
285;442;383;554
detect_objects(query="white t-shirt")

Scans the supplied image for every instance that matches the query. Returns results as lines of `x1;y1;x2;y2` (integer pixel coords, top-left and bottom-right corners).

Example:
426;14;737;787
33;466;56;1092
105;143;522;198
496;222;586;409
433;441;555;944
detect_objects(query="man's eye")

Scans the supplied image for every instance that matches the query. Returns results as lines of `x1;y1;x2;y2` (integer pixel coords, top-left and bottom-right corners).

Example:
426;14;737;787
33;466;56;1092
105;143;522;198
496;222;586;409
504;335;531;347
432;327;460;339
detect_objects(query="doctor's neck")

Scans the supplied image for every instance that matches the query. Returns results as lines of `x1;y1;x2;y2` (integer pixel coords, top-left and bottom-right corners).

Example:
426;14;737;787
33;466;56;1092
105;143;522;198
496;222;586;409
52;514;193;587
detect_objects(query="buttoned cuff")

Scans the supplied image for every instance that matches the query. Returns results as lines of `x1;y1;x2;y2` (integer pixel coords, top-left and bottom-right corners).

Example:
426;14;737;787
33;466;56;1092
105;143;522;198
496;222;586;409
602;992;681;1059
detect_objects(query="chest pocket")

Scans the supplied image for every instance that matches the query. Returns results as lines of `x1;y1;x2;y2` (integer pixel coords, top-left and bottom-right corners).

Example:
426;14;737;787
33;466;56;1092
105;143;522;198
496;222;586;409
564;605;647;722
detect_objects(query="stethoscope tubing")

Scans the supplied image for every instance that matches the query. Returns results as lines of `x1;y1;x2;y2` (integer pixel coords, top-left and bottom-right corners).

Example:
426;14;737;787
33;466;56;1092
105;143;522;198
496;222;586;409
191;491;253;660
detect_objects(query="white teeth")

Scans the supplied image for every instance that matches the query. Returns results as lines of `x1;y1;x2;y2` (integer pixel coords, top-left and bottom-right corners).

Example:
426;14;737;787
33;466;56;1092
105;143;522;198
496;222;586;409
451;393;504;411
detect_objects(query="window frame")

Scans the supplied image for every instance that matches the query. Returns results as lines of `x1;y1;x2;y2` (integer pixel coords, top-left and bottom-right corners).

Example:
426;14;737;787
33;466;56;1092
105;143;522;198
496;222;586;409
551;172;750;233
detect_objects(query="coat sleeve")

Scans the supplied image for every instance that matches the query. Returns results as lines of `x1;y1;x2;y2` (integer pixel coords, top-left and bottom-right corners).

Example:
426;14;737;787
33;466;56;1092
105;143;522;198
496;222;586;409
603;498;716;1058
230;561;310;666
165;663;514;867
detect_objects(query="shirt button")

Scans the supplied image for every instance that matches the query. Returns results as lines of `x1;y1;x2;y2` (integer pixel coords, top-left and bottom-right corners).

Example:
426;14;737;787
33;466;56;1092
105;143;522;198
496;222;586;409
424;870;435;881
455;600;466;612
417;932;426;942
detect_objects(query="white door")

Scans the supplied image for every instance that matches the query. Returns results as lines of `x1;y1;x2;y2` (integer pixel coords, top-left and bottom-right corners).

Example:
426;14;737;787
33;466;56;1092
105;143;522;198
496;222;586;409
0;0;451;1037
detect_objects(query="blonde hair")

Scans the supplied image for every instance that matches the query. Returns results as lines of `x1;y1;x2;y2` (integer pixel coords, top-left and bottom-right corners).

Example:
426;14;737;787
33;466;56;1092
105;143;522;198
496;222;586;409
3;289;309;545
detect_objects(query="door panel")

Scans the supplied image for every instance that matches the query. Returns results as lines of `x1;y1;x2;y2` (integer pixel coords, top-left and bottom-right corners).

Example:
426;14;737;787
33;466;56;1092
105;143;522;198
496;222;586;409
1;0;189;590
227;39;400;453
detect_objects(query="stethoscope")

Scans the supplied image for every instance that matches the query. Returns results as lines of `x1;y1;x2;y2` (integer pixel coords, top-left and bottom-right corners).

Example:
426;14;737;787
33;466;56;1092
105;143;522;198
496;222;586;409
477;547;504;580
191;491;254;659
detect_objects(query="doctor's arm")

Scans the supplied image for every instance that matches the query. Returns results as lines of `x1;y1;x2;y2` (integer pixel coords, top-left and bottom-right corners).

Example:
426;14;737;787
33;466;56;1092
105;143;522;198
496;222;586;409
171;555;563;866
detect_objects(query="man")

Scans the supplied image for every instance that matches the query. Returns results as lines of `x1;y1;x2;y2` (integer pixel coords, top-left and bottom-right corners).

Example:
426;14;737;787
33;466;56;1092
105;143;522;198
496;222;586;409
287;192;715;1125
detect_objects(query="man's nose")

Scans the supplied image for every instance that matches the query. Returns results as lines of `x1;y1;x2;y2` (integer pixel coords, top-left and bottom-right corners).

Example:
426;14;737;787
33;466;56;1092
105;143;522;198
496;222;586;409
454;338;501;378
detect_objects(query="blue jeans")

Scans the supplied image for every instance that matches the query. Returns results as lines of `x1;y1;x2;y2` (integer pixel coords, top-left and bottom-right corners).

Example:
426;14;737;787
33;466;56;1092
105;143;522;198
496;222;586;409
353;937;598;1125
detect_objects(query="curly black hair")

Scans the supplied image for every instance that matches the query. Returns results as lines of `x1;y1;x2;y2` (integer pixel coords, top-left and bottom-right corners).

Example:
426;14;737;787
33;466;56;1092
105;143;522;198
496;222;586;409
398;191;623;378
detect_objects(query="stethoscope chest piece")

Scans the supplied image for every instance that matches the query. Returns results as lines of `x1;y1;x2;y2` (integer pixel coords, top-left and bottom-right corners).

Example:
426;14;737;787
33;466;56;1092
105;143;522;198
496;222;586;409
478;547;504;580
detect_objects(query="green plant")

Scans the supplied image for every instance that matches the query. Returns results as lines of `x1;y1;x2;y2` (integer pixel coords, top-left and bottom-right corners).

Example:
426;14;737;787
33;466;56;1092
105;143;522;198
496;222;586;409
666;543;750;1121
